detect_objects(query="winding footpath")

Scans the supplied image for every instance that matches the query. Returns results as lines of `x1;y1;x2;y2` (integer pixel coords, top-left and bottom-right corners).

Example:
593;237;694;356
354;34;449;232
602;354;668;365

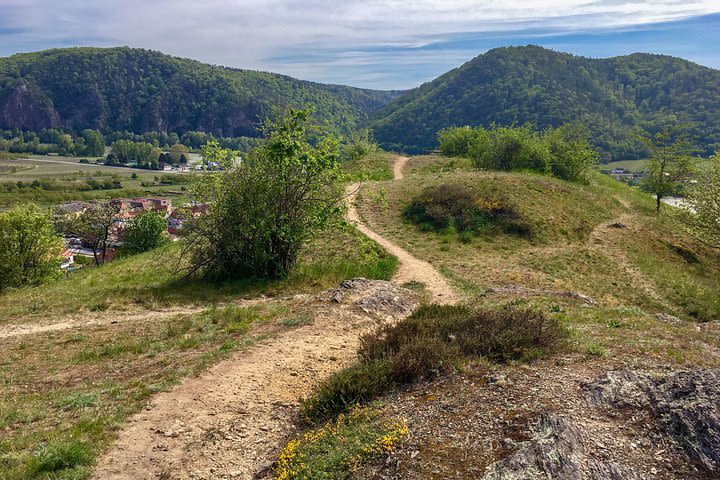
87;155;458;479
345;156;458;304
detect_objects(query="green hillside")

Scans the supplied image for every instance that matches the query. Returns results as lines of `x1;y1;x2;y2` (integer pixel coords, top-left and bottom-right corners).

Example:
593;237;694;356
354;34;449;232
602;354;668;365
0;47;399;137
369;46;720;160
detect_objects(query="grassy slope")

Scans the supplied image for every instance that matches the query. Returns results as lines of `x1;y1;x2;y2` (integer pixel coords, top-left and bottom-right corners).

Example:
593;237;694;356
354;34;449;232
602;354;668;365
357;155;720;365
0;221;397;479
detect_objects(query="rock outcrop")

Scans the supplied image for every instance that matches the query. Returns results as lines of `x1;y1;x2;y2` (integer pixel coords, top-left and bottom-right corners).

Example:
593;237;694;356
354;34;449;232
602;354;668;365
325;278;418;317
0;81;60;130
482;413;633;480
583;369;720;473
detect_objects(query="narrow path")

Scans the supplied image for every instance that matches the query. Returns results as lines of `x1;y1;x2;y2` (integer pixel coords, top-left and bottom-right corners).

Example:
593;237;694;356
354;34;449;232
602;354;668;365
91;154;447;479
346;156;458;304
92;289;412;480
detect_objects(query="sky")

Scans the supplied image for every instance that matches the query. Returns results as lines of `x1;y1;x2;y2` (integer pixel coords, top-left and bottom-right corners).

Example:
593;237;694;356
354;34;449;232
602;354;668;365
0;1;719;90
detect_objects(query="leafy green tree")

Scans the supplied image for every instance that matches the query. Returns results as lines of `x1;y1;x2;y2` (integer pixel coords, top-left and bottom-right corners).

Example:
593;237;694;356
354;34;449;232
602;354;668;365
466;124;549;173
169;143;190;163
123;211;168;253
0;205;63;291
181;107;343;279
108;140;161;169
342;129;378;161
439;123;596;182
438;126;477;157
81;129;106;156
677;153;720;248
58;203;118;265
56;133;74;156
642;126;698;211
545;124;598;183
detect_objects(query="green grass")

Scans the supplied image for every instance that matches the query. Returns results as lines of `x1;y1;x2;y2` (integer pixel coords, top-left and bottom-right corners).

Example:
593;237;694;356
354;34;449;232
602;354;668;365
0;156;195;207
601;157;711;174
356;164;720;318
342;151;395;182
601;159;649;172
0;224;397;324
0;215;398;478
0;302;298;480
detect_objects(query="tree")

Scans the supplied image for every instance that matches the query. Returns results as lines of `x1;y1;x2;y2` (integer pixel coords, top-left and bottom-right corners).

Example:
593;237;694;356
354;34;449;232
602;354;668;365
677;153;720;248
56;133;74;156
545;124;598;183
0;205;63;291
180;107;344;279
81;129;106;157
641;126;698;211
123;211;168;253
342;129;378;161
58;203;118;265
169;143;190;164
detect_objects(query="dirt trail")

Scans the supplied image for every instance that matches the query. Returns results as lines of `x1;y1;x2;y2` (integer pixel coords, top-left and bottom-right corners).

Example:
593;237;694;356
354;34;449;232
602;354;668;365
91;155;444;479
346;156;458;304
393;155;408;180
93;284;416;480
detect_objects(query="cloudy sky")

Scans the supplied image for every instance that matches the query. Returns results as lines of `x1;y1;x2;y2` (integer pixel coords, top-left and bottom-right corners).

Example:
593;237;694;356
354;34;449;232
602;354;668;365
1;1;719;89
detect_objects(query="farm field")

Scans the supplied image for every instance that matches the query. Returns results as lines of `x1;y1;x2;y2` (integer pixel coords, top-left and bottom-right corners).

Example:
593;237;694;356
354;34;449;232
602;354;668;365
0;155;196;208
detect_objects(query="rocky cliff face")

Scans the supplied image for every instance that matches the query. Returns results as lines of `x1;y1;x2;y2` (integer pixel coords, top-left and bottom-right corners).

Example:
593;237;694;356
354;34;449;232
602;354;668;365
0;81;60;130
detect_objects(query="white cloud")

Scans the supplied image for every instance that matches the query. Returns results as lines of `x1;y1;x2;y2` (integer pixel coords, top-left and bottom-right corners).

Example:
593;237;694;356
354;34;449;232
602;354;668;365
0;0;718;87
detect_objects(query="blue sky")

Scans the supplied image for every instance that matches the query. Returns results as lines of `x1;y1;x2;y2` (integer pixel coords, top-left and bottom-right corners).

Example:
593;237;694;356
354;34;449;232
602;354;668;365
0;1;719;90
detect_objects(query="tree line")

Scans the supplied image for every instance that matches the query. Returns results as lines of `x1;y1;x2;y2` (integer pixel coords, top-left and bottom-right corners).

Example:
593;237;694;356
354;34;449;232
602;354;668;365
438;123;598;183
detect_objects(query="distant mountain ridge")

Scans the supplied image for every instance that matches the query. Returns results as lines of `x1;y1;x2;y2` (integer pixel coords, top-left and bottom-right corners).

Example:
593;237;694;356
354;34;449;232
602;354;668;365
369;46;720;160
2;45;719;160
0;47;400;137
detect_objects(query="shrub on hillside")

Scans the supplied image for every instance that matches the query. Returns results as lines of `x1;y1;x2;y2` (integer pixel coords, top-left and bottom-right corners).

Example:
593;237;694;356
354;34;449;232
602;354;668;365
438;126;478;157
438;123;597;182
0;204;63;291
301;304;567;422
545;124;598;183
404;183;531;237
180;107;344;280
123;211;168;253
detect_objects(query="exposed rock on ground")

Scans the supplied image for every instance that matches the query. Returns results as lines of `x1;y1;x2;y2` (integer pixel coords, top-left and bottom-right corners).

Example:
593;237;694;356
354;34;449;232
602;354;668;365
482;413;632;480
583;369;720;474
362;362;707;480
325;278;418;317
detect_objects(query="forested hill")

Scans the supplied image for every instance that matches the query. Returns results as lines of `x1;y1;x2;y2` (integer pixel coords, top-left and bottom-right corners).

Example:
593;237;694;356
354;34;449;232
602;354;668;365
0;47;400;137
369;46;720;160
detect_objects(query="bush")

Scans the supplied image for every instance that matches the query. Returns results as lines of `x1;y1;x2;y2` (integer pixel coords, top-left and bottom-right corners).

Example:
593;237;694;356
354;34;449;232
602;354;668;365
300;360;393;423
181;108;344;280
302;304;567;421
404;183;530;237
476;124;550;172
438;126;478;157
342;128;378;161
438;123;597;182
0;204;63;291
545;124;598;183
123;211;168;253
